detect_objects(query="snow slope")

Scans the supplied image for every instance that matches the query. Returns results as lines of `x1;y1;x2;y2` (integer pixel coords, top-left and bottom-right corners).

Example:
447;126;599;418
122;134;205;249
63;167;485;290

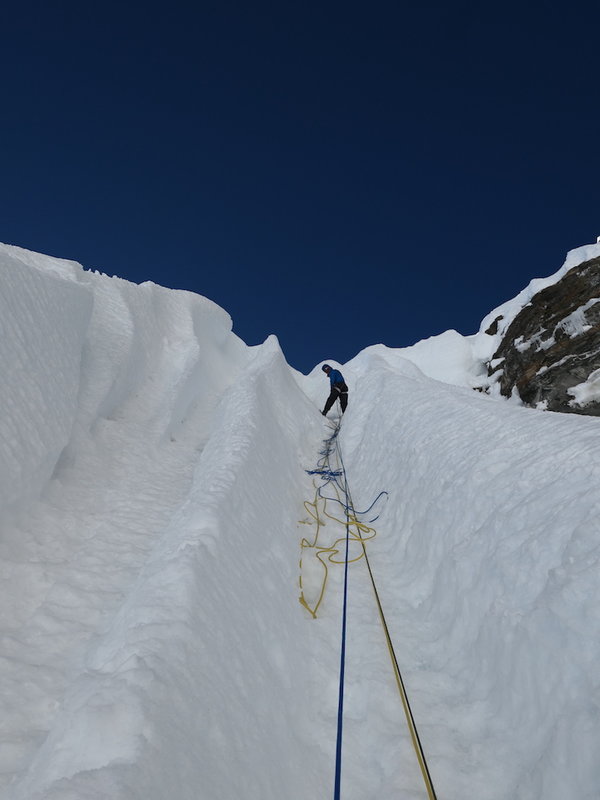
338;355;600;798
1;243;599;799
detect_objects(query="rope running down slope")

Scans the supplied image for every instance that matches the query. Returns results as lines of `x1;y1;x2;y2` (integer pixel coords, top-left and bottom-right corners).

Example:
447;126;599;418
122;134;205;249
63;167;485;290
299;415;438;800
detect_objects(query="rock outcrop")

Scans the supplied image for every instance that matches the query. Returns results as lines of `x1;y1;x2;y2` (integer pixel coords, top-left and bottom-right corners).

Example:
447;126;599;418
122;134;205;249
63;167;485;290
488;255;600;415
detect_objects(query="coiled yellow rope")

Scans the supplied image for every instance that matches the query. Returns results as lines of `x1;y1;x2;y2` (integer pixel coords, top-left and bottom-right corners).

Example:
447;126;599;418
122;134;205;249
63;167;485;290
298;485;376;618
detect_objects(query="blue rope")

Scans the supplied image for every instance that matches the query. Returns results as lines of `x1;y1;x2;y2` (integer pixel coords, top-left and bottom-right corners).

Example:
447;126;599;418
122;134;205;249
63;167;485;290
332;420;351;800
317;488;389;522
305;419;388;799
334;502;350;800
305;468;343;478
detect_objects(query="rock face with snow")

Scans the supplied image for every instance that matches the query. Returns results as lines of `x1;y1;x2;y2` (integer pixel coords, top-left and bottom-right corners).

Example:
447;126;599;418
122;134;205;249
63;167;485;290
487;254;600;414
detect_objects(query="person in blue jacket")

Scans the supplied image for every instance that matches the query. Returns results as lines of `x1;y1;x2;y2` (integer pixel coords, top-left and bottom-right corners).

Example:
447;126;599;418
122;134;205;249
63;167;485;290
321;364;348;416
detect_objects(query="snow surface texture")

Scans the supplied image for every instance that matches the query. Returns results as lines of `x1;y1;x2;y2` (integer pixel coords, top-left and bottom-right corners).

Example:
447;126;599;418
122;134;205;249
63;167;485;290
1;242;599;799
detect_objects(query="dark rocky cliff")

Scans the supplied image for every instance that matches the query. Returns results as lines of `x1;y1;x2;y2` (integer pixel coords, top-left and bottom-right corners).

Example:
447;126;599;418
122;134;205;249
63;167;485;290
487;255;600;415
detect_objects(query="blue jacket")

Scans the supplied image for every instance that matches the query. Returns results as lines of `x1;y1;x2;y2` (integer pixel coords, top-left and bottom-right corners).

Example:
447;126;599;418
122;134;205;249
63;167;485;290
328;369;345;388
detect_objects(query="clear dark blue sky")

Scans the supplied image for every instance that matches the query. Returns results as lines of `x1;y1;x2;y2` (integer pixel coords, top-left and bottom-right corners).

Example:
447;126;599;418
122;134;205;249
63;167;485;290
2;1;599;373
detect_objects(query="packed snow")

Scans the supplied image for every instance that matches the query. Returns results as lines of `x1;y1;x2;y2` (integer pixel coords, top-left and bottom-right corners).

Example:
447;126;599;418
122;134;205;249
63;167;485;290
1;242;599;799
568;367;600;409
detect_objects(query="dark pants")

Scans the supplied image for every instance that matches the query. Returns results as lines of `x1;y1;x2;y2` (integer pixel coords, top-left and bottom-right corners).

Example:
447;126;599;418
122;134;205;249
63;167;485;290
323;384;348;415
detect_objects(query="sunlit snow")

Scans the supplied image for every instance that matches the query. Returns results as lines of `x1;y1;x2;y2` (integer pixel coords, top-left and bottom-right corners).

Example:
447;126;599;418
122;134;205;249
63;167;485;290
1;242;599;799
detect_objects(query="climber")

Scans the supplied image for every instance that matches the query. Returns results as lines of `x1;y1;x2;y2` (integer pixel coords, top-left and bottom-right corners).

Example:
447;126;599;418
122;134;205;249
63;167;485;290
321;364;348;416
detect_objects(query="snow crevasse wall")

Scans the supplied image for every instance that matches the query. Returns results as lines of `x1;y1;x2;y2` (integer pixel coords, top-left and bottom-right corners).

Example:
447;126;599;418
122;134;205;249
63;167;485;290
0;247;92;511
0;244;247;517
9;338;324;800
0;245;326;798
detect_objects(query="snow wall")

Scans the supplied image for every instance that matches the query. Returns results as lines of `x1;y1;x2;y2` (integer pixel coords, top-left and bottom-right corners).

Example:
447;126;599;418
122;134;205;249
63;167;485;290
1;242;599;799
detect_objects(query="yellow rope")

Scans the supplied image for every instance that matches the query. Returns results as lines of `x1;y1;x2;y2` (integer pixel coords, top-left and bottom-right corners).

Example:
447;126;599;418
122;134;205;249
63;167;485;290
353;524;438;800
298;484;377;618
300;424;438;799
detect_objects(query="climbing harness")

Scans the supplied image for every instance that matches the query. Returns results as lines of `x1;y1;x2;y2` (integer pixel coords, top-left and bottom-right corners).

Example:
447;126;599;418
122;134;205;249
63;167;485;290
299;416;438;800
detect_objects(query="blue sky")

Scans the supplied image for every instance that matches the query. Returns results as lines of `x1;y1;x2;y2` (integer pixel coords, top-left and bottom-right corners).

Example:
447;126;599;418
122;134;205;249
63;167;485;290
2;1;599;373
